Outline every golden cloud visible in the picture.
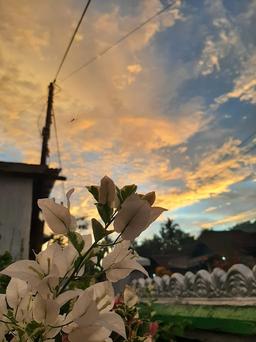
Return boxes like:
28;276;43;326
201;208;256;229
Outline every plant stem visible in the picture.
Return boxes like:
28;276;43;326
57;208;120;294
57;241;97;295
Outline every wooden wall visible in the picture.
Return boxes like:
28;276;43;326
0;175;33;259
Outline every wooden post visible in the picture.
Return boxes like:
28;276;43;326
40;82;54;165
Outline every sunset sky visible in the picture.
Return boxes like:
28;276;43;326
0;0;256;241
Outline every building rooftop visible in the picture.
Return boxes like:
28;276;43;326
0;161;65;179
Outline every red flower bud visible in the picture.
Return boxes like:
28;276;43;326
149;321;159;337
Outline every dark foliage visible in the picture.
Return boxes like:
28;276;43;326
134;218;194;258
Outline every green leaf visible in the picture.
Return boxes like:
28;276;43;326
68;231;84;253
74;255;83;269
92;218;106;242
96;203;113;224
120;184;137;202
86;185;99;202
26;320;44;338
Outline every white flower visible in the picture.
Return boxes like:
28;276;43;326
31;294;65;340
102;240;148;282
5;278;28;309
0;260;44;289
123;285;138;308
0;246;65;298
0;294;6;320
114;193;166;240
38;189;76;234
1;278;33;327
0;293;7;340
99;176;116;208
63;282;126;341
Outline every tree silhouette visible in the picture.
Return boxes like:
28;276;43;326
159;218;194;253
134;218;194;257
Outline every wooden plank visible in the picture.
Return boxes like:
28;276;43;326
0;175;33;259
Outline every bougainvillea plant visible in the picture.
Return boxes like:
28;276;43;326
113;285;159;342
0;176;166;341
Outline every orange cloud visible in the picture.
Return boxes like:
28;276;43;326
156;139;256;211
215;55;256;107
201;209;256;229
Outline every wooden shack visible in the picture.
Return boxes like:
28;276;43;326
0;161;65;260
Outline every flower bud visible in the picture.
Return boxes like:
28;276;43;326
142;192;156;205
99;176;116;208
149;321;159;337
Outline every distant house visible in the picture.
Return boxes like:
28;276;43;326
0;161;65;260
198;230;256;269
152;230;256;274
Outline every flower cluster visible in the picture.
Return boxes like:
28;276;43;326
113;285;159;342
0;176;166;341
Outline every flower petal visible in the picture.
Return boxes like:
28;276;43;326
38;198;72;234
99;176;116;208
99;312;126;339
1;260;43;287
6;278;28;309
102;241;148;282
0;294;7;320
124;285;138;308
114;194;151;240
91;281;114;312
148;206;167;225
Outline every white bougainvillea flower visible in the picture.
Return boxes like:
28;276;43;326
33;294;59;325
32;294;63;340
123;285;138;308
0;294;7;320
2;278;32;325
99;176;116;208
1;261;56;300
5;278;28;309
55;289;83;307
1;260;43;288
2;245;66;298
59;234;96;277
91;281;114;313
38;189;76;234
36;242;64;276
114;193;166;240
63;282;126;341
0;295;8;341
15;292;34;323
102;240;148;282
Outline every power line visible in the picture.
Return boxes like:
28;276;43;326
239;129;256;148
54;0;93;82
61;1;176;82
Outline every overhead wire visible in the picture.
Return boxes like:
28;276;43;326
61;1;176;82
53;0;93;81
238;128;256;148
51;0;256;192
49;0;93;200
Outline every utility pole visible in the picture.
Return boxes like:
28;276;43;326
30;81;55;258
40;82;54;165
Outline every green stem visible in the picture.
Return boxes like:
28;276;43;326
57;241;97;295
57;208;120;295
